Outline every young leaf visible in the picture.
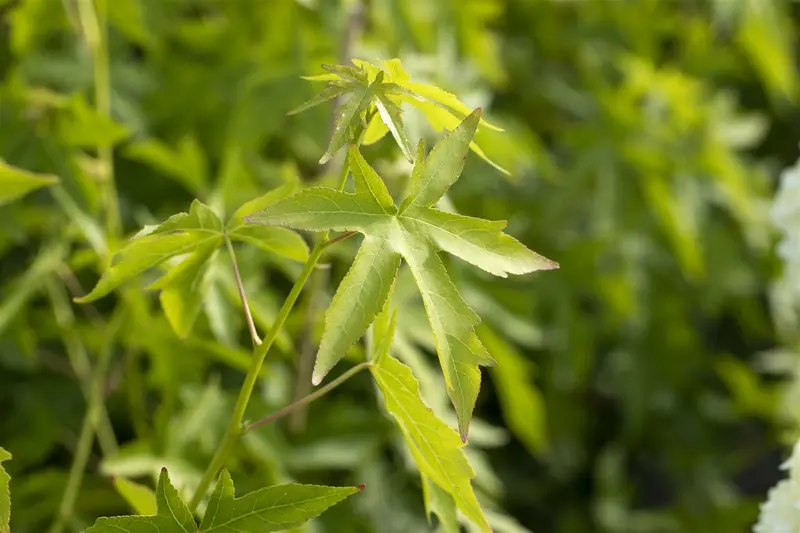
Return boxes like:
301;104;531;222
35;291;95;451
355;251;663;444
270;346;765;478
198;470;361;532
82;468;194;533
370;355;490;532
0;448;11;533
246;110;558;437
298;58;506;171
113;477;158;516
0;160;59;206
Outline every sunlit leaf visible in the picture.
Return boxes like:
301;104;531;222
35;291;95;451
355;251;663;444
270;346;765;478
246;111;556;436
422;475;459;533
198;470;361;532
112;477;158;516
370;354;490;532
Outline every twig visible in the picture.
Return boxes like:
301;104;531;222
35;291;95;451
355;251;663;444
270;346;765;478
247;363;371;432
225;235;262;346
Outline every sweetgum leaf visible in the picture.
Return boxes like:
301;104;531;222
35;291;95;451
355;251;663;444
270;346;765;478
370;355;490;532
245;109;557;438
422;475;459;533
198;470;360;532
0;160;59;206
82;469;194;533
0;448;11;533
113;477;158;516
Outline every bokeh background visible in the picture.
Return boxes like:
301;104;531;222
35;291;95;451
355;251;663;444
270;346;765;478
2;0;800;532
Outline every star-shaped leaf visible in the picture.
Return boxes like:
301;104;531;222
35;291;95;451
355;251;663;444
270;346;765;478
294;58;508;173
81;468;361;533
198;470;361;532
77;192;309;337
245;109;557;439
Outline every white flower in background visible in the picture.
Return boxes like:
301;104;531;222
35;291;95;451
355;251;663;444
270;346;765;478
771;153;800;337
754;440;800;533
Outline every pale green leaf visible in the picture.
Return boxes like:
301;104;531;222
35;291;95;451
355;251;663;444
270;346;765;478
478;325;548;455
372;298;398;365
83;469;194;533
422;475;459;533
0;160;59;206
400;109;481;211
403;208;558;277
362;114;390;145
150;200;223;235
313;236;401;384
322;63;368;84
57;95;129;148
243;188;392;233
0;448;11;533
374;91;414;163
198;470;360;532
227;226;309;262
348;145;397;213
370;355;490;532
113;477;158;516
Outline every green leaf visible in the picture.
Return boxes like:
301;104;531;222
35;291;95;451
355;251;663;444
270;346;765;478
198;470;361;532
312;236;401;384
288;85;349;115
0;160;59;206
113;477;158;516
370;355;490;532
77;202;224;303
227;183;300;231
0;448;11;533
57;95;129;148
374;90;414;162
82;469;195;533
246;110;557;437
422;475;459;533
227;226;309;262
478;325;548;455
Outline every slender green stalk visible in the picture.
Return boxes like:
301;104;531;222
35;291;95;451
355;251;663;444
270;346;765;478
45;277;118;456
48;312;123;533
78;0;120;239
188;242;327;510
225;235;262;346
248;363;371;432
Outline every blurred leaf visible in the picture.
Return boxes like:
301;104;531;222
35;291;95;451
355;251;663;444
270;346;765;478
57;96;129;148
124;136;208;195
422;475;458;533
112;477;157;516
197;470;361;532
0;161;59;206
478;325;548;455
370;354;490;532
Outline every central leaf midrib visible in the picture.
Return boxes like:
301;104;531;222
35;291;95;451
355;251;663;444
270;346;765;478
201;492;345;532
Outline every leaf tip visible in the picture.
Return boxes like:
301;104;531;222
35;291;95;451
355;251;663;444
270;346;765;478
160;466;168;473
460;428;469;443
357;483;366;492
311;373;323;386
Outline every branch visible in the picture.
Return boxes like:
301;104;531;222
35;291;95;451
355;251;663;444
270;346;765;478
225;235;262;346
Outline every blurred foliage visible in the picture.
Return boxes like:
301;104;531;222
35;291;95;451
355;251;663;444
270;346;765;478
2;0;800;532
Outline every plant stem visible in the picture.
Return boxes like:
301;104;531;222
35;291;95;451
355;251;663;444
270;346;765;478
225;235;262;346
78;0;120;239
48;312;122;533
188;242;327;510
248;363;371;432
45;277;118;457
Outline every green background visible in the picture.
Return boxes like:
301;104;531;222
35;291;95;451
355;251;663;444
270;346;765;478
1;0;799;532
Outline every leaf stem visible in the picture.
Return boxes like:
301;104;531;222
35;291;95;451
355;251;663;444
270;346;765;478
48;311;123;533
225;235;262;347
247;362;371;432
